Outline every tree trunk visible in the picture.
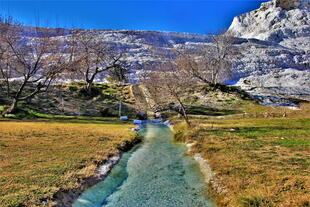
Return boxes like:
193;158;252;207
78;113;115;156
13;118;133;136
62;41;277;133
178;100;191;127
85;72;97;95
180;108;191;127
4;98;18;115
86;81;93;94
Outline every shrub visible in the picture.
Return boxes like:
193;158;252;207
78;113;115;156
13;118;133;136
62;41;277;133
239;196;271;207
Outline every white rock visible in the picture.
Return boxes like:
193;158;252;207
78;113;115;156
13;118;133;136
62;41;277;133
229;0;310;49
18;1;309;107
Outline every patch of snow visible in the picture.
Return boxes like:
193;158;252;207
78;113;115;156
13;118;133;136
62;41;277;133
97;154;120;177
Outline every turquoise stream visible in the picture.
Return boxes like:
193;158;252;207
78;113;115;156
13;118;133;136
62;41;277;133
73;124;214;207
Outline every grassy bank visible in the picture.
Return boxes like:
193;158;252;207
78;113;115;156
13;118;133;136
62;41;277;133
0;117;137;207
175;103;310;207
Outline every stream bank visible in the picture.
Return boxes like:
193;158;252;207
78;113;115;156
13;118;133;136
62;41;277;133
53;136;142;207
73;124;214;207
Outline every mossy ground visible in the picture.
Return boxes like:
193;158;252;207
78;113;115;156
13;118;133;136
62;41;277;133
0;116;136;207
174;103;310;207
0;82;137;118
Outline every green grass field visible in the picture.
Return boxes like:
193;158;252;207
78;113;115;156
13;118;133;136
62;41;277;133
174;103;310;207
0;116;136;207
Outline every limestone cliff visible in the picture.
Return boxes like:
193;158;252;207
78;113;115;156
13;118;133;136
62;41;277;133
229;0;310;50
227;0;310;106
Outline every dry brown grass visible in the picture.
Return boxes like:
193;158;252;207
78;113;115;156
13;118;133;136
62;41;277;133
0;118;136;207
176;103;310;207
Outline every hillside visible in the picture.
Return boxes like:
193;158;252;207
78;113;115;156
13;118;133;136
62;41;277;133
0;82;137;118
2;0;309;108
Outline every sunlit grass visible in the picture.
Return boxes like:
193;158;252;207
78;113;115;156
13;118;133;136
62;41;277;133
0;117;136;207
176;103;310;207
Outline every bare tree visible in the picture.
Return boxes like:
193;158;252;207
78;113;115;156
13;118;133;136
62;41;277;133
177;31;238;86
141;57;193;126
107;64;130;84
0;19;75;115
72;31;125;94
0;17;18;98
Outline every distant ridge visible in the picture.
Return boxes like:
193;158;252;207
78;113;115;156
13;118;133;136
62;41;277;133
7;0;310;106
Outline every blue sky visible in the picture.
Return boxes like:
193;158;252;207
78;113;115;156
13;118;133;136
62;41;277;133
0;0;267;34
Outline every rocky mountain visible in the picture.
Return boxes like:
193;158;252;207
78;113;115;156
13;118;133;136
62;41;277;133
5;0;310;106
228;0;310;106
229;0;309;50
55;29;211;81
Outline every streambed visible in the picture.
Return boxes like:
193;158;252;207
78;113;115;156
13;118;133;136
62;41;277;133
73;124;214;207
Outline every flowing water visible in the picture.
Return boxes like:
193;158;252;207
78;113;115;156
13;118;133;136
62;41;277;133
73;124;214;207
